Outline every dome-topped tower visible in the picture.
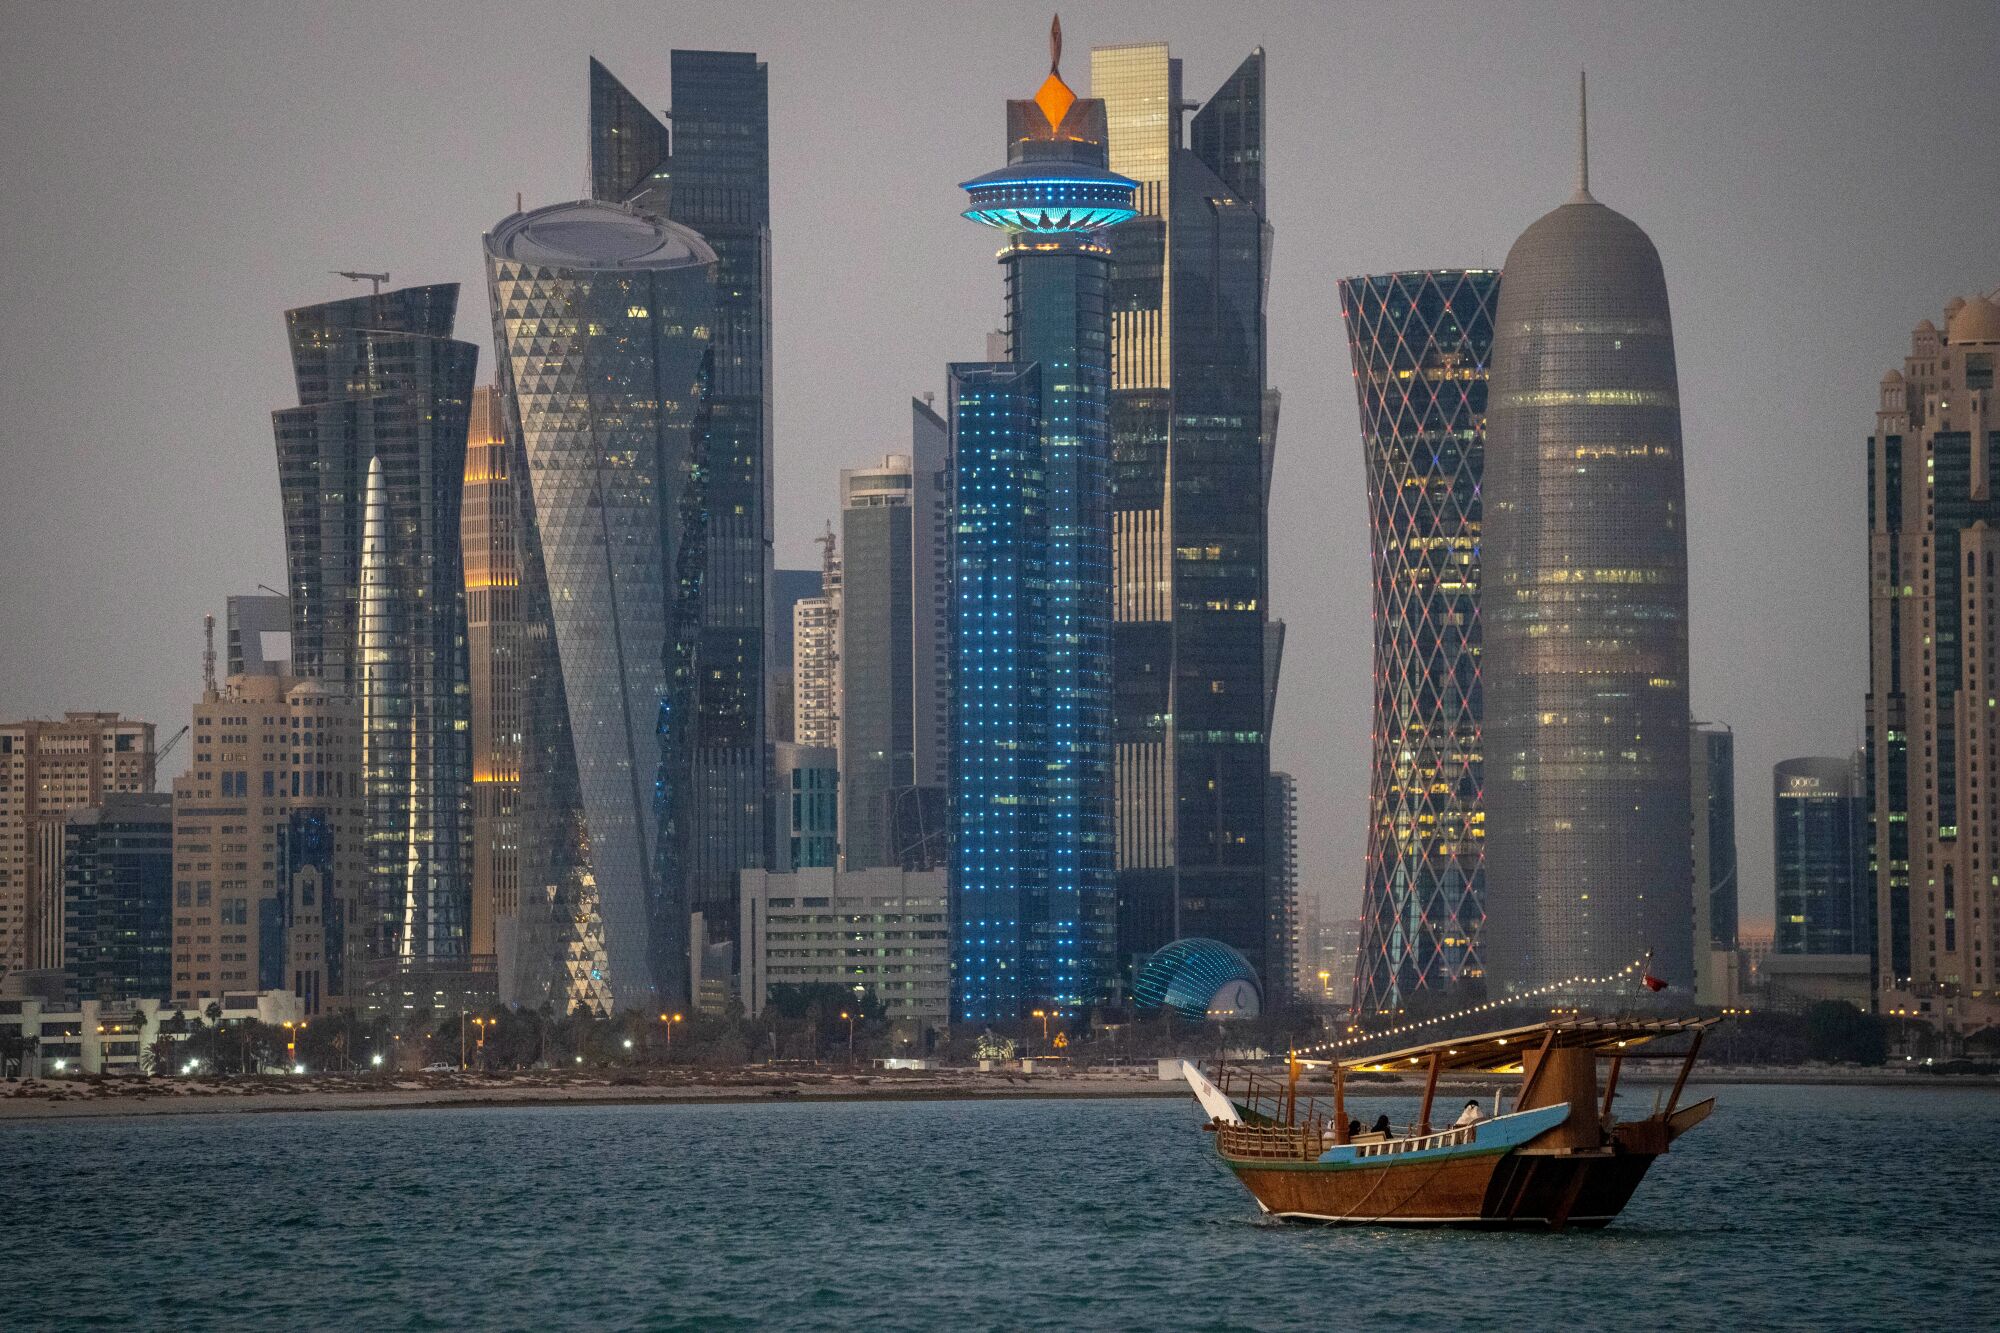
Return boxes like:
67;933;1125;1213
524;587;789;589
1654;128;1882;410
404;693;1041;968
1480;75;1695;996
1946;294;2000;346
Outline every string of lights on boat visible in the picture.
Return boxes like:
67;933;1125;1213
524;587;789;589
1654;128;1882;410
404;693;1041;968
1290;955;1654;1062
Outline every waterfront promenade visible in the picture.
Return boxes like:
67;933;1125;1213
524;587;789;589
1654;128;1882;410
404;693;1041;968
5;1060;1992;1120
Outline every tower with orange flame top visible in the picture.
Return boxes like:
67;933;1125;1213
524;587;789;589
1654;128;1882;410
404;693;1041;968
951;19;1134;1024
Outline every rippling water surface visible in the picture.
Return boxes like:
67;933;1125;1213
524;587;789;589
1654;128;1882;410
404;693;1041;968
6;1083;1994;1330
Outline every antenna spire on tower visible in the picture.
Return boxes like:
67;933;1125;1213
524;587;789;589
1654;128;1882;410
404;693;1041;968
1575;70;1592;201
202;612;218;700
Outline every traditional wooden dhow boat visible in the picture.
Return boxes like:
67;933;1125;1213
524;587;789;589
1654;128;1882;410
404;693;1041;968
1183;1017;1721;1228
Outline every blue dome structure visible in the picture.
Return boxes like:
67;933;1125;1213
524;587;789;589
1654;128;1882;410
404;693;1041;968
1132;939;1262;1021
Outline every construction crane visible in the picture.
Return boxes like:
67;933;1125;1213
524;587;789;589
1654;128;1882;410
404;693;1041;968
145;725;190;792
331;270;391;295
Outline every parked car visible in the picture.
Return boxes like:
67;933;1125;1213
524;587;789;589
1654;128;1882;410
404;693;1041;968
421;1063;455;1073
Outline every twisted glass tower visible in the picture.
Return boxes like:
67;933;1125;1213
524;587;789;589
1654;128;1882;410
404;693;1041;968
1482;82;1694;994
484;201;717;1012
951;24;1134;1022
273;285;478;993
1339;269;1498;1012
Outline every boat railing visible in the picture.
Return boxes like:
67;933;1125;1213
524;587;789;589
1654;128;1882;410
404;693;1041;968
1216;1118;1478;1164
1214;1121;1327;1161
1346;1123;1476;1160
1208;1064;1339;1129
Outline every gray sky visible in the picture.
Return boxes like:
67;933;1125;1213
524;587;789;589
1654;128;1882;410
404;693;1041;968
2;0;1995;935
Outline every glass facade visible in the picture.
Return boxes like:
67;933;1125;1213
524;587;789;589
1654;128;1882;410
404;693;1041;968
462;387;520;975
773;743;838;872
839;456;916;870
1130;937;1261;1021
1091;45;1276;990
1696;723;1739;951
590;53;774;962
1481;179;1695;994
272;285;478;991
948;362;1049;1023
951;47;1130;1022
225;594;290;678
61;794;173;1004
484;201;718;1013
1774;756;1866;956
1339;270;1496;1013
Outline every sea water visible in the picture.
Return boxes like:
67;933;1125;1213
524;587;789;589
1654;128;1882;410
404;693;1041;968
3;1083;1993;1330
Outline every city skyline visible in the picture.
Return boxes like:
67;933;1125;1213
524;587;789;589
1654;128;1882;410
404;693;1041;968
4;1;1996;936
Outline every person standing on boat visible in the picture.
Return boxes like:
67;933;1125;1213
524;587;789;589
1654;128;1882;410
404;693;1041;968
1454;1099;1485;1127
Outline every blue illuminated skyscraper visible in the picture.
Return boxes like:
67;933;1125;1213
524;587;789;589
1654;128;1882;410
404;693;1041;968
951;21;1135;1023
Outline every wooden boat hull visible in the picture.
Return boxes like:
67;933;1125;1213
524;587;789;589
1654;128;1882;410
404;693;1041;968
1189;1020;1721;1229
1225;1146;1659;1228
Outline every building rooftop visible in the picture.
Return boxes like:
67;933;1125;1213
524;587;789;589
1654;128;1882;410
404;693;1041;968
486;200;717;271
1946;294;2000;346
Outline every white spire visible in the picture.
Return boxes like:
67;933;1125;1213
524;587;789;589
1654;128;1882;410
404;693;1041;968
1573;70;1593;202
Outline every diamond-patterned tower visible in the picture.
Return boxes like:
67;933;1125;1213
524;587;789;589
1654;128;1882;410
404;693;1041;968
483;201;718;1012
1338;270;1499;1012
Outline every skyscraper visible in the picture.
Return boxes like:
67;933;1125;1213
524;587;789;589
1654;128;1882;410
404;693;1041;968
1266;771;1299;1001
909;397;953;803
484;198;717;1013
226;594;291;678
1338;269;1498;1012
273;284;478;997
1691;722;1739;1004
0;713;155;980
588;55;775;952
1774;756;1866;956
1865;290;2000;1025
951;24;1133;1022
948;361;1051;1022
769;565;824;744
462;386;521;976
61;793;173;1004
1481;81;1695;994
1090;42;1277;987
793;531;841;752
839;453;917;870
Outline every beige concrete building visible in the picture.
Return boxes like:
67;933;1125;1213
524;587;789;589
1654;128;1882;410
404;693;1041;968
1867;290;2000;1031
739;866;948;1040
171;676;363;1014
461;384;520;972
793;529;841;752
0;713;155;980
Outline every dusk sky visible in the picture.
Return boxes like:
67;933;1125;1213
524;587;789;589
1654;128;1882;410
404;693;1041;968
3;0;1995;931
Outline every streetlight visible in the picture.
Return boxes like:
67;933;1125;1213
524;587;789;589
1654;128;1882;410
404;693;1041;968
840;1011;856;1065
1031;1009;1051;1052
371;1053;384;1069
471;1017;491;1068
283;1020;306;1073
659;1012;682;1061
